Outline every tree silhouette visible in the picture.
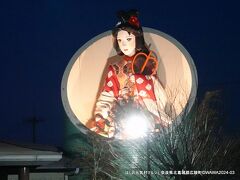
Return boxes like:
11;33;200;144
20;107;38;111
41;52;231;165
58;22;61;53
67;91;240;179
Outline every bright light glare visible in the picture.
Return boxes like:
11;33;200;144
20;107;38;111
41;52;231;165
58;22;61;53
123;114;149;139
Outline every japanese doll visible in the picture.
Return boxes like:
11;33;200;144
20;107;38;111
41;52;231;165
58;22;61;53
89;10;171;138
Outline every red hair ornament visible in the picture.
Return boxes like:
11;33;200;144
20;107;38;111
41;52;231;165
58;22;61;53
128;16;140;28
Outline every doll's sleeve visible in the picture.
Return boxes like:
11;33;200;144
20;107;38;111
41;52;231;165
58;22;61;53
92;65;120;136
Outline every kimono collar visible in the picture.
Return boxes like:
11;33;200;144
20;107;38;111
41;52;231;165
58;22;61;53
123;54;136;62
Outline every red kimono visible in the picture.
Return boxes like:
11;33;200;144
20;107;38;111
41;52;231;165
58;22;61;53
91;54;170;138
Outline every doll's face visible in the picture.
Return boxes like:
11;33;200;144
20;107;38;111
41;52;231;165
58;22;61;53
117;30;136;56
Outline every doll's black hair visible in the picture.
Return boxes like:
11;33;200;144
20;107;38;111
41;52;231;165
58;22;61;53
112;10;149;56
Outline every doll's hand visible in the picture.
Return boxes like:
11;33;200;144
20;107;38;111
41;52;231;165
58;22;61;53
119;87;131;100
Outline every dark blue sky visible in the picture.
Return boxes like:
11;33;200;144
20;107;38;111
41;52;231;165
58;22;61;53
0;0;239;147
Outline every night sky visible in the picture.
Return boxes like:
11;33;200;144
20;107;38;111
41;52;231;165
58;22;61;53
0;0;239;148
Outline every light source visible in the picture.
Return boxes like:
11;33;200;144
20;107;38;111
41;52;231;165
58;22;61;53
121;113;152;139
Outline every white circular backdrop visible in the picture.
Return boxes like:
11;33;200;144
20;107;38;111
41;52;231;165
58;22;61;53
61;27;198;135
